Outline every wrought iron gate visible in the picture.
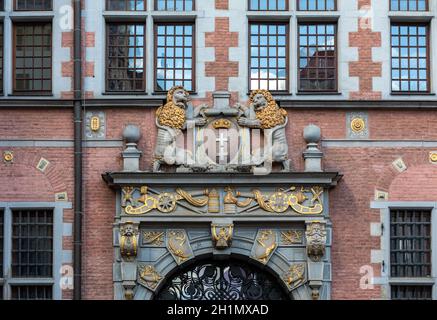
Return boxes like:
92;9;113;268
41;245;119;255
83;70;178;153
155;260;290;300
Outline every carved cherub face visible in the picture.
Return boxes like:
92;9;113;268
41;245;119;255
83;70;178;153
172;88;189;108
252;93;268;111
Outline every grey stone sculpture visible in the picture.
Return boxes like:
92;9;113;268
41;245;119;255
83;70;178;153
153;86;206;172
237;90;291;171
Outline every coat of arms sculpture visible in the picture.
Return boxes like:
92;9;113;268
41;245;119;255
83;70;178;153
153;87;291;173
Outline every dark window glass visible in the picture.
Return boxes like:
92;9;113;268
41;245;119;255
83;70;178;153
14;23;52;94
391;24;429;93
390;0;427;11
298;0;336;10
391;285;432;300
106;23;146;92
11;285;52;300
156;0;194;10
15;0;52;10
0;286;3;300
155;23;194;92
390;209;431;277
107;0;145;10
0;24;3;93
0;0;4;11
12;209;53;278
249;23;288;92
298;23;337;92
0;210;3;278
249;0;287;11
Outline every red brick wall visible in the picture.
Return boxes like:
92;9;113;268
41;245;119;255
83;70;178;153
349;0;382;100
2;107;437;300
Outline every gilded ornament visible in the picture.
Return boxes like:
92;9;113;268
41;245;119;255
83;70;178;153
167;230;193;264
213;119;232;129
280;230;304;245
119;222;139;261
282;263;306;291
251;187;324;215
90;116;100;132
124;187;209;215
350;117;365;133
268;192;289;213
211;224;233;250
430;152;437;163
249;90;287;130
253;230;277;264
142;231;165;246
207;188;220;213
138;265;162;290
157;193;177;213
3;151;14;163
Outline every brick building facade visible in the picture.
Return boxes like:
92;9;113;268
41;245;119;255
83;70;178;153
0;0;436;300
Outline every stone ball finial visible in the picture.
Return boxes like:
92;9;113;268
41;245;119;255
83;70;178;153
303;124;321;144
123;125;141;144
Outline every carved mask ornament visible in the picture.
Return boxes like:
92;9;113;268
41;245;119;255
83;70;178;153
305;222;327;262
119;222;139;261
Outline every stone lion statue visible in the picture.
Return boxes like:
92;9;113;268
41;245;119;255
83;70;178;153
238;90;290;171
153;86;206;172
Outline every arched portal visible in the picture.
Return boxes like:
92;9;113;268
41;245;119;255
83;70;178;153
155;259;291;300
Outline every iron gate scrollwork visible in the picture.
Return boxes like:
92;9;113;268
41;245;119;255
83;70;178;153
155;261;290;300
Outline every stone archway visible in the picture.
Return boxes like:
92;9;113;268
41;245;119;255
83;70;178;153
154;258;291;300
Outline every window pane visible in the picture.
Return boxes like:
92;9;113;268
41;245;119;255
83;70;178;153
107;0;145;10
14;23;52;94
106;23;146;92
391;285;432;300
391;24;429;93
15;0;52;10
155;23;194;91
390;0;427;11
249;0;287;10
0;0;3;11
156;0;194;11
11;209;53;278
390;209;431;278
249;23;288;92
298;23;337;92
298;0;336;10
11;285;53;300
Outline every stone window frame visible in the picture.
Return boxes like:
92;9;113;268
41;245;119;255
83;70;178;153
297;0;336;11
390;0;428;11
390;22;431;94
102;1;197;95
372;201;437;300
248;0;288;11
154;21;196;93
154;0;195;11
13;0;52;11
0;202;70;300
106;0;147;11
248;21;290;93
105;21;147;93
297;21;338;93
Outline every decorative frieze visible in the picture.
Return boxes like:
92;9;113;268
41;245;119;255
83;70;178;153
120;185;324;216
